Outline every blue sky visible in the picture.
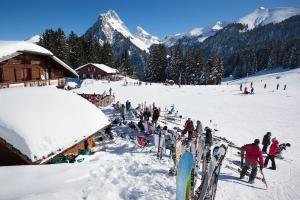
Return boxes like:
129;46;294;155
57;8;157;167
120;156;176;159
0;0;299;40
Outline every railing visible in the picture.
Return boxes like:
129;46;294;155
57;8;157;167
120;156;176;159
0;78;66;89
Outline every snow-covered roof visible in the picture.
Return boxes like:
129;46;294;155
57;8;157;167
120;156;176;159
76;63;118;74
0;87;110;163
0;41;78;77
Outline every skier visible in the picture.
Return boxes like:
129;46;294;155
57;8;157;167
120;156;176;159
137;118;145;132
143;107;151;121
240;83;243;91
276;83;279;90
152;107;160;127
240;139;264;183
264;83;266;89
183;118;194;140
250;87;254;94
277;143;291;158
204;127;213;147
264;138;279;170
251;82;253;88
126;100;131;111
244;87;249;94
284;84;287;90
195;120;203;135
121;104;125;121
109;88;112;96
262;132;272;154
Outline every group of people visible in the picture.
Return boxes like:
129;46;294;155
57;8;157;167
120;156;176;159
240;83;254;95
240;132;291;183
182;118;213;148
240;82;288;94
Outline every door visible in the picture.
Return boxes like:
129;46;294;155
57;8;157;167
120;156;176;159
22;68;31;81
0;68;3;83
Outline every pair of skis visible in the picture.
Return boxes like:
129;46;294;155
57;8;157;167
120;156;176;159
241;151;268;189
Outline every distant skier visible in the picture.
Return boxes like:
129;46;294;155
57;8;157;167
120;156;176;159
240;139;264;183
250;87;254;94
262;132;272;154
264;83;266;89
244;87;249;94
109;88;112;96
264;138;279;170
240;83;243;91
251;82;253;88
276;83;279;90
284;84;287;90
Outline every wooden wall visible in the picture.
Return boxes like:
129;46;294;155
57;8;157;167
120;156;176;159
0;53;74;83
0;138;31;166
62;135;95;156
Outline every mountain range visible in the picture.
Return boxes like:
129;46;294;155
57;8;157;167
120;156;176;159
28;7;300;75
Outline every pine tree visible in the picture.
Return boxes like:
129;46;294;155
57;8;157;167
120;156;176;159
100;42;115;67
166;45;184;83
120;50;133;75
206;54;224;84
145;44;168;82
39;28;69;64
67;31;82;69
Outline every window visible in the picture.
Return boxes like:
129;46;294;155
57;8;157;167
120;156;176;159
83;74;86;79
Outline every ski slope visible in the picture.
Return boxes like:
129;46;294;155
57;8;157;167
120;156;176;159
1;68;300;200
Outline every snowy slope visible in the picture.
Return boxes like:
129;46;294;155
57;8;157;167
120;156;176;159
1;68;300;199
238;7;300;30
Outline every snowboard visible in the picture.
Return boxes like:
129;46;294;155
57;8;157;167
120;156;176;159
176;152;194;200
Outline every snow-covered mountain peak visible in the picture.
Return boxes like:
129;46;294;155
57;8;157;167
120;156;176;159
238;7;300;30
26;35;40;43
100;9;121;21
135;26;159;47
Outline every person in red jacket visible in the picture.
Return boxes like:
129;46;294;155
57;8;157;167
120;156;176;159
240;139;264;183
183;118;194;140
264;137;279;170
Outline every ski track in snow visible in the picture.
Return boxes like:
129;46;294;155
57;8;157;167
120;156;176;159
0;68;300;200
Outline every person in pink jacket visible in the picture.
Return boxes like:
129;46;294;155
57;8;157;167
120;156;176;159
264;137;279;170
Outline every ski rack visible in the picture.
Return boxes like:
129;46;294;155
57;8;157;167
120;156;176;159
193;144;228;200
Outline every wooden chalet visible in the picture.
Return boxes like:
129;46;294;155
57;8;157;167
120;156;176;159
76;63;118;80
0;41;78;89
0;87;110;166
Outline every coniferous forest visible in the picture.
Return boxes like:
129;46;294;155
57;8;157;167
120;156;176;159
38;15;300;84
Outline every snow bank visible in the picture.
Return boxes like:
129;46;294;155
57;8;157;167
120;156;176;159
0;87;110;162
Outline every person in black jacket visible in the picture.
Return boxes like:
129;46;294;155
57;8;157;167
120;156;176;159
204;127;213;147
152;107;160;126
262;132;272;154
